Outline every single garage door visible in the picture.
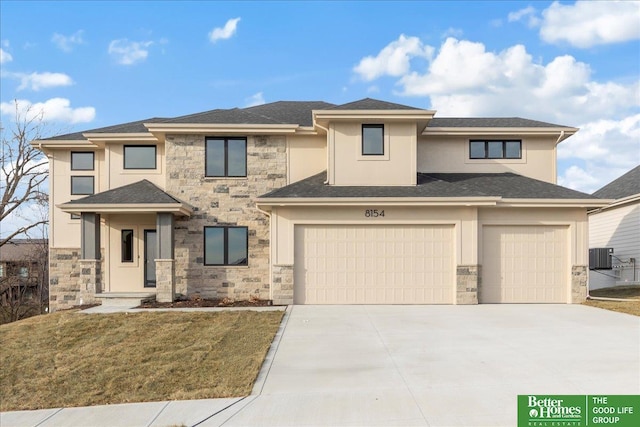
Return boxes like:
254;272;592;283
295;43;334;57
294;224;455;304
481;225;568;303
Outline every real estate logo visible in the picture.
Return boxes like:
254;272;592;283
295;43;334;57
518;395;640;427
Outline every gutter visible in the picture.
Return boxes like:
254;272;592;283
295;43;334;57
313;121;330;184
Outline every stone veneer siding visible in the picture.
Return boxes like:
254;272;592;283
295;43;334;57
49;248;104;312
272;264;294;305
456;265;479;304
155;259;175;302
571;265;588;303
165;134;286;301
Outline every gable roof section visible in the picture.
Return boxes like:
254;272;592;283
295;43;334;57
427;117;567;128
593;165;640;200
0;239;48;262
64;180;180;205
329;98;423;110
258;172;600;202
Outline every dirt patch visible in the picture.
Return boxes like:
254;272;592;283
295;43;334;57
583;285;640;317
138;295;272;309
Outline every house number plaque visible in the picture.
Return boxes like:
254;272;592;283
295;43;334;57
364;209;385;218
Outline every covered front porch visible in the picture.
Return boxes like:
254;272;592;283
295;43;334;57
58;180;192;305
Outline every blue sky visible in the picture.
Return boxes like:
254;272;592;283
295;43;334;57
1;1;639;197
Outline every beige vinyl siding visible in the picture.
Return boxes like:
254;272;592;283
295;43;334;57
294;224;455;304
481;225;568;303
588;203;640;289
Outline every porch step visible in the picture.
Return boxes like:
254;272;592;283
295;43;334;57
96;292;156;308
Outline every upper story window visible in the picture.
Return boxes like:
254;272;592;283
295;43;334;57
362;124;384;155
71;176;94;195
124;145;156;169
205;137;247;177
204;226;248;266
71;152;94;170
19;266;28;278
470;140;521;159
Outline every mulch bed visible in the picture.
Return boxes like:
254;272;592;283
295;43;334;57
138;297;272;309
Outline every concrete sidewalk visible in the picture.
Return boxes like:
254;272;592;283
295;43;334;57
2;305;639;427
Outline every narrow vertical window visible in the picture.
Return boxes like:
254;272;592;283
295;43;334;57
121;229;134;262
362;124;384;155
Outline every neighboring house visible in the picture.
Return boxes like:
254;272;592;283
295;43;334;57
0;239;48;304
32;98;607;311
588;165;640;290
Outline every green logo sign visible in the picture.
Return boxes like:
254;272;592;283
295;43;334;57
518;395;640;427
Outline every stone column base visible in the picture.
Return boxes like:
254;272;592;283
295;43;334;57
272;264;294;305
457;265;480;304
572;265;588;303
155;259;175;303
79;259;101;305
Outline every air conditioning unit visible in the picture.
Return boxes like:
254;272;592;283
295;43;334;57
589;247;613;270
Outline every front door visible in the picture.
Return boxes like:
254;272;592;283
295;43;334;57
144;230;157;287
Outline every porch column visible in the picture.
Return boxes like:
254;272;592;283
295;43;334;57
80;212;101;300
155;213;175;302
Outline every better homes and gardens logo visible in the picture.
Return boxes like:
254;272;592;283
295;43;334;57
518;395;640;427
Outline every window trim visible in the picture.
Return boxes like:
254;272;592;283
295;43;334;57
469;140;522;159
361;124;385;156
71;151;95;171
121;229;134;263
205;137;248;177
70;176;95;195
123;145;157;170
203;226;249;266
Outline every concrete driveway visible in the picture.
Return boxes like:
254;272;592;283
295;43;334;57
216;304;640;427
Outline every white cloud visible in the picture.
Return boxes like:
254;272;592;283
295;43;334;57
244;92;265;107
442;27;463;38
5;71;74;91
52;30;85;52
108;39;153;65
0;47;12;63
0;98;95;124
508;6;541;28
209;17;241;43
540;1;640;48
353;34;434;81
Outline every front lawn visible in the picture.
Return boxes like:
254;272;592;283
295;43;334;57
0;309;283;411
583;286;640;317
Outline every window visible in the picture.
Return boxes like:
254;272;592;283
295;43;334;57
469;140;521;159
205;138;247;177
121;229;134;262
0;264;4;278
71;152;94;170
362;124;384;155
124;145;156;169
71;176;94;195
70;213;81;220
204;226;248;266
19;267;28;278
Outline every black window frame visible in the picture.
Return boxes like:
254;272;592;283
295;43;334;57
204;226;249;266
123;145;157;170
361;124;384;156
70;213;81;220
469;140;522;159
71;151;95;171
121;229;134;263
205;137;247;177
70;176;95;195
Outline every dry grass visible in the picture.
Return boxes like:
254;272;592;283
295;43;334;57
0;309;283;411
583;286;640;317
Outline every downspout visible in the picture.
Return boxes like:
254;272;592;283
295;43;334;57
314;122;330;184
255;205;274;304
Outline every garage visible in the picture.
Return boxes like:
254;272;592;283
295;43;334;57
481;225;568;303
294;224;455;304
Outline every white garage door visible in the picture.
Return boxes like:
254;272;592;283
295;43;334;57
481;225;568;303
294;224;455;304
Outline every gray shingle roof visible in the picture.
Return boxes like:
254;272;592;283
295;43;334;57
44;118;167;141
428;117;567;128
329;98;423;110
593;165;640;199
64;180;181;205
0;239;48;262
260;172;597;200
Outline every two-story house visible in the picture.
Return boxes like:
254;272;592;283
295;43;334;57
33;98;607;311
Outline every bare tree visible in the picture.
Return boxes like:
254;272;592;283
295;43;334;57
1;100;49;247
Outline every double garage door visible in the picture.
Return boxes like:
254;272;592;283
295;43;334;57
293;224;568;304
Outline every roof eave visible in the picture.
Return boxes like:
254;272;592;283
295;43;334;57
422;127;579;138
256;197;501;207
588;194;640;214
82;133;158;143
498;198;610;208
31;139;100;150
57;203;193;216
144;123;301;136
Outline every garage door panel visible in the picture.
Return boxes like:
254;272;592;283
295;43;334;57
481;225;568;304
294;224;455;304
